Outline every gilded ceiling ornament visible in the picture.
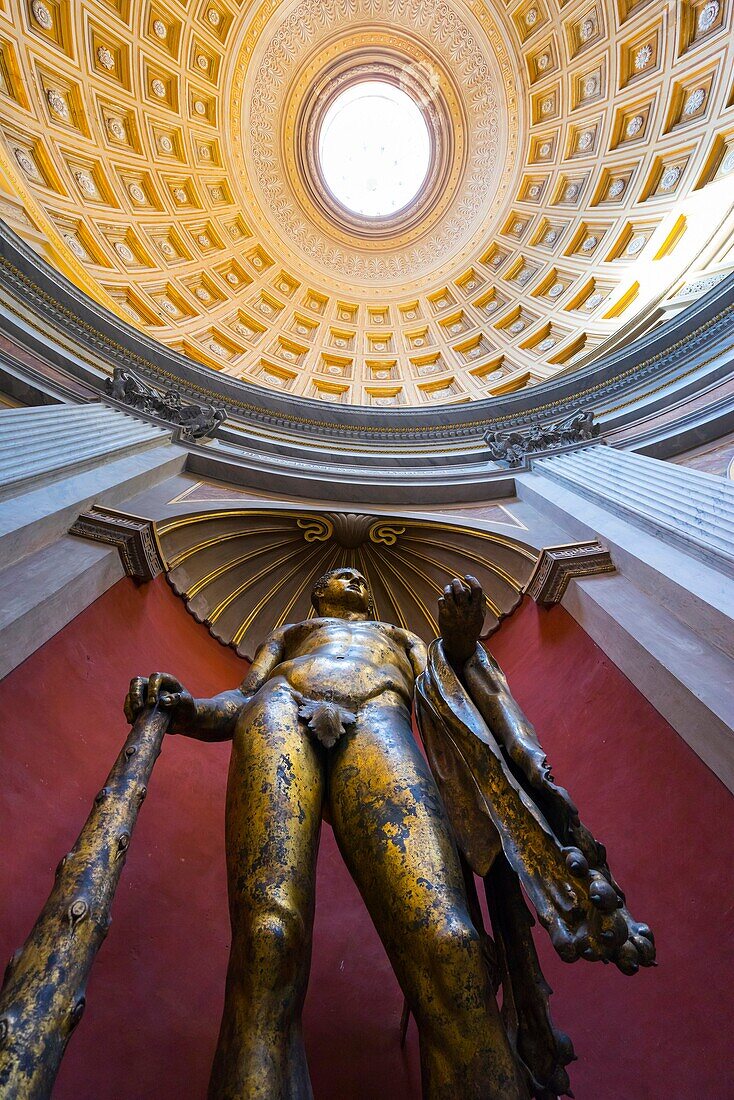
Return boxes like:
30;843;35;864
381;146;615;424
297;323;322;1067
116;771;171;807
151;79;167;98
634;44;652;70
128;183;146;203
536;53;549;70
96;46;115;70
115;241;134;263
626;114;644;137
13;147;38;178
226;272;239;285
46;89;69;119
153;19;167;38
107;116;126;140
195;286;212;302
63;233;87;259
75;171;97;197
698;1;719;31
207;8;221;25
660;166;682;191
684;88;706;115
30;0;52;29
194;100;207;115
158;135;173;152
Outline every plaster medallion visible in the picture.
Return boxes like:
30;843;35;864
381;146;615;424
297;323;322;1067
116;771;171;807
128;183;146;203
196;287;212;302
721;149;734;174
159;135;173;153
405;310;416;319
64;234;87;260
516;268;532;285
449;323;461;334
160;241;175;257
466;279;477;290
543;228;558;245
115;241;134;263
581;235;598;252
698;1;719;31
537;54;550;71
328;365;342;374
197;56;209;71
564;183;580;201
525;8;538;27
586;292;604;308
539;142;552;157
414;337;425;346
608;178;626;198
13;147;37;177
634;45;652;70
31;1;52;29
252;256;263;268
627;234;645;255
684;88;706;116
577;131;593;151
548;281;564;298
107;117;126;140
210;341;227;356
46;89;69;118
282;349;296;361
626;114;644;138
153;19;167;39
537;337;555;352
194;100;207;115
96;47;115;71
296;324;309;334
173;187;187;203
579;18;595;41
198;233;212;247
236;324;253;337
199;145;211;159
207;9;221;25
161;298;178;316
509;320;525;334
583;75;599;97
152;79;167;98
660;166;682;191
541;98;554;115
260;302;273;314
75;171;97;197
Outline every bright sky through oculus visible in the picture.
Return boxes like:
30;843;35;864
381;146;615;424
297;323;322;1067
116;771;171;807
318;81;431;218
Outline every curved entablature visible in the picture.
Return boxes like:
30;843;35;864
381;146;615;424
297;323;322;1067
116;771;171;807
156;506;540;658
1;222;732;453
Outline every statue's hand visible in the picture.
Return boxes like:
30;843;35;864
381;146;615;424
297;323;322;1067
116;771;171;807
124;673;197;733
439;575;486;668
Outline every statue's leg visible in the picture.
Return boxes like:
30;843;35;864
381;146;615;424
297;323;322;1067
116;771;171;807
328;700;527;1100
209;681;324;1100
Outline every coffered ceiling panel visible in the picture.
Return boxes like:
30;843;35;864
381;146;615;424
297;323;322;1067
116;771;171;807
0;0;733;405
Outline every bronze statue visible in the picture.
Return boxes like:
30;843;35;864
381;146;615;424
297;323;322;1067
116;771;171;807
124;568;654;1100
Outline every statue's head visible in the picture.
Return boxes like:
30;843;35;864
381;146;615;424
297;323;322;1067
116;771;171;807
311;567;374;620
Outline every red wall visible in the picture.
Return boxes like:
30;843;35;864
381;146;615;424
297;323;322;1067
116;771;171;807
1;578;732;1099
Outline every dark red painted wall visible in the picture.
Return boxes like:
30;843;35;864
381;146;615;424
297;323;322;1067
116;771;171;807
1;578;732;1099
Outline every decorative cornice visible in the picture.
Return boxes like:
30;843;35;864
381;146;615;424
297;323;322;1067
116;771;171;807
69;507;165;582
525;541;615;606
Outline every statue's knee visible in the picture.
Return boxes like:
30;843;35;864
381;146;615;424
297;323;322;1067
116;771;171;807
244;902;307;983
425;916;486;1016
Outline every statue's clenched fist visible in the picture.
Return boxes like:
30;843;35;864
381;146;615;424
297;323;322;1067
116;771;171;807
438;575;486;668
124;672;196;732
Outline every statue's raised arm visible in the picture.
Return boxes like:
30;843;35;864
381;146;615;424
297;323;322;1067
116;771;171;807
415;575;655;1096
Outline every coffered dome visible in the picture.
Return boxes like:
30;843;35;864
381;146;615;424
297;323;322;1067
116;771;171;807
1;0;733;406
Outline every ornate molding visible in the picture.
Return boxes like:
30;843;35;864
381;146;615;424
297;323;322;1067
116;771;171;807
104;367;226;440
485;409;601;468
69;507;165;582
524;541;615;606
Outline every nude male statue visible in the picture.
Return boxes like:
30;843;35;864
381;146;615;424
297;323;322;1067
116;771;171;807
125;568;528;1100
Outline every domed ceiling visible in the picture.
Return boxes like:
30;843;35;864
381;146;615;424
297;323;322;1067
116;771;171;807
0;0;733;406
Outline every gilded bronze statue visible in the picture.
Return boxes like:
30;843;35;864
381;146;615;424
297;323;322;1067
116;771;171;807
121;567;655;1100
